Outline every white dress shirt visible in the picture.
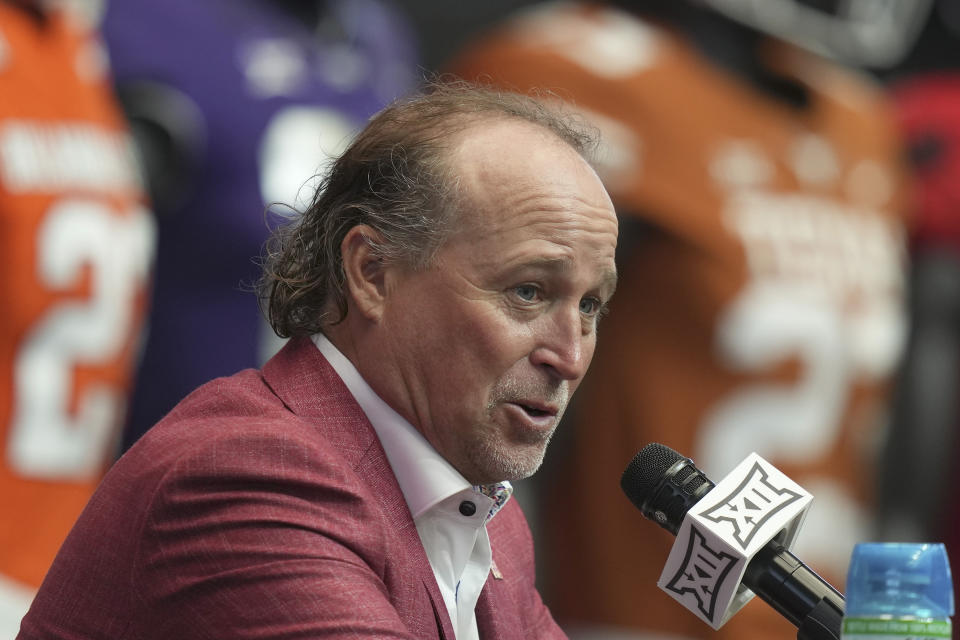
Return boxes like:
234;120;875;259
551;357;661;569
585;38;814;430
313;334;512;640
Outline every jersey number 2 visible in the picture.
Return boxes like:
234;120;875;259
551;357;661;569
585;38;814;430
8;198;154;480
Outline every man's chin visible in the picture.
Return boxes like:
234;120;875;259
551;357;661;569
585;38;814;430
467;442;550;484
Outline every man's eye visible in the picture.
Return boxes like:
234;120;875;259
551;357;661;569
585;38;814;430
514;285;539;301
579;297;601;315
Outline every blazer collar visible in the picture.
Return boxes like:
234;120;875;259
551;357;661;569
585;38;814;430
262;336;363;420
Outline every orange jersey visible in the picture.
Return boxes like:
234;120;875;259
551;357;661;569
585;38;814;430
0;2;154;602
452;4;909;639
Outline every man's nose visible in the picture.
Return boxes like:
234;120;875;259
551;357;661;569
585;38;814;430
530;306;591;381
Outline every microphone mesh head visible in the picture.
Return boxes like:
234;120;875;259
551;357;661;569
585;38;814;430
620;443;684;511
620;442;715;534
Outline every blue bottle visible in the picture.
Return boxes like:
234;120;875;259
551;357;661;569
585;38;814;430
842;543;953;640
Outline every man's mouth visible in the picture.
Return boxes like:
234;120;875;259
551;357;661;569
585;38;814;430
502;399;564;440
515;402;555;418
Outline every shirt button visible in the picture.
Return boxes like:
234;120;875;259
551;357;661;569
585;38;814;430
459;500;477;516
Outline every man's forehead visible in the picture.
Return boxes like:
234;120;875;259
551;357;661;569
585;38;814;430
452;122;598;208
446;116;617;266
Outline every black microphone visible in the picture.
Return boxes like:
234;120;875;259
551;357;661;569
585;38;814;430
621;443;845;640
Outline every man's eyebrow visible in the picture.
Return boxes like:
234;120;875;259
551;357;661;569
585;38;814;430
517;256;573;271
599;269;618;299
514;256;618;297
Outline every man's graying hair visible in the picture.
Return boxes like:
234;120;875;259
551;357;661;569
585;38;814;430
259;79;600;338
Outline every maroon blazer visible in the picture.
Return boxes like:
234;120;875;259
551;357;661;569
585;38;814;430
18;337;566;639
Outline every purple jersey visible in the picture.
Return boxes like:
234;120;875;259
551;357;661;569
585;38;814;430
101;0;417;448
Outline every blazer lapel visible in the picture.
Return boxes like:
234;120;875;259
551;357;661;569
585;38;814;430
425;576;455;640
476;581;516;640
262;336;456;640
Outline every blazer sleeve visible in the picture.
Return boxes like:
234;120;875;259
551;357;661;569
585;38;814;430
134;423;423;639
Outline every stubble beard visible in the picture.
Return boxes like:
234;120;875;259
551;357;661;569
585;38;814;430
462;377;569;484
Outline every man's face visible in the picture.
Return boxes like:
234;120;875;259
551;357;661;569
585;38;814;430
375;119;618;485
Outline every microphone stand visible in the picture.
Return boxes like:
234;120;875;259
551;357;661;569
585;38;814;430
743;543;844;640
796;598;844;640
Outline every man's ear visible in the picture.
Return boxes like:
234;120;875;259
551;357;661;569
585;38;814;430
341;224;388;322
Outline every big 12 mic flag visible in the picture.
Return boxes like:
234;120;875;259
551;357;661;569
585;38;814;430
658;452;812;628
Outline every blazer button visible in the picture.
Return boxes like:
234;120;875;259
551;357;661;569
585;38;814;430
459;500;477;516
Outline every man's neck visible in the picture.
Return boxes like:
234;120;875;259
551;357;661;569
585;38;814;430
319;324;359;374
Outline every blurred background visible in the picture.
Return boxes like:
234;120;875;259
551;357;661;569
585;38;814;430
3;1;960;638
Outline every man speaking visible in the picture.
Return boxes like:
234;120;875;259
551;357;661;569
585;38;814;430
16;81;619;639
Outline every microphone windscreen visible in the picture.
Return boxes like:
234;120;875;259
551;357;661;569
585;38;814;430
620;442;684;511
620;442;714;533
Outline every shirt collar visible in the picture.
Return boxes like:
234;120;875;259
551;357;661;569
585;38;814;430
313;333;510;519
